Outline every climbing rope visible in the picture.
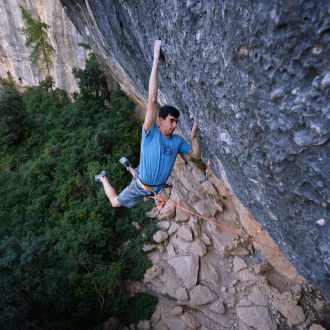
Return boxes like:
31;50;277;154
147;188;281;255
165;199;280;254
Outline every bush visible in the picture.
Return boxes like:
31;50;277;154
125;293;158;324
0;57;157;329
0;83;30;145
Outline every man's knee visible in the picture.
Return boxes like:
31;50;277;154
110;196;122;208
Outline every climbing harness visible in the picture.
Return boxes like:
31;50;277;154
137;177;167;210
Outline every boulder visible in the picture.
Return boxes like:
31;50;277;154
169;183;186;202
233;256;248;273
144;265;162;282
158;221;171;230
198;257;221;290
158;202;176;221
193;199;218;218
200;232;212;246
166;243;177;258
175;200;191;223
177;224;193;241
236;306;276;330
201;181;218;196
209;299;226;314
273;299;306;325
146;206;160;219
309;324;326;330
180;312;200;330
168;222;180;236
167;255;199;289
237;269;257;282
189;285;217;306
163;316;187;330
153;230;169;243
175;287;189;301
137;320;150;330
248;287;268;306
189;221;201;237
189;239;207;257
142;243;157;252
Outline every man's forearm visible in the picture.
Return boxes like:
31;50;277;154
190;136;201;159
144;40;161;132
148;57;159;103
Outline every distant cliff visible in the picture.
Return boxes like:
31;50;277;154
0;0;86;93
60;0;330;300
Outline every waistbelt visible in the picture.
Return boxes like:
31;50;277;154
136;177;167;208
137;177;166;190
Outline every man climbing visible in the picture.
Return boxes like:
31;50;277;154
95;40;201;208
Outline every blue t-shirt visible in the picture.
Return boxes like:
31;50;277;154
139;123;191;191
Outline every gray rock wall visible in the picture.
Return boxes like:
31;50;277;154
60;0;330;300
0;0;86;93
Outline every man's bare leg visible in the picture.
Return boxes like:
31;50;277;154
99;176;122;207
119;157;136;178
128;166;136;177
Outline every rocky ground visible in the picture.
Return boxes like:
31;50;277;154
115;157;329;330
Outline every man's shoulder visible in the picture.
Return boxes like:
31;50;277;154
143;122;158;135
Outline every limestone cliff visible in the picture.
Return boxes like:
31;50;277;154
0;0;86;93
60;0;330;300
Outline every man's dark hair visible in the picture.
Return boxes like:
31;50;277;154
158;105;180;119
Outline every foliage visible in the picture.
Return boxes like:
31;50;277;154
72;51;108;101
78;42;92;50
125;293;158;324
20;6;55;75
0;80;31;146
0;54;157;329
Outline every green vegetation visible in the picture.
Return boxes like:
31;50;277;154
20;6;55;76
0;52;157;329
126;293;159;324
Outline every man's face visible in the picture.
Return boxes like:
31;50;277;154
159;115;179;136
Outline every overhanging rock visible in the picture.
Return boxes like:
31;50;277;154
61;0;330;300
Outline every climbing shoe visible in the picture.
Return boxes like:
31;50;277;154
95;170;108;182
119;157;132;171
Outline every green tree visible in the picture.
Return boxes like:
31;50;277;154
0;82;30;146
20;6;55;76
72;51;108;101
0;54;157;329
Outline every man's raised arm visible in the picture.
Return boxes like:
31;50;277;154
144;40;161;133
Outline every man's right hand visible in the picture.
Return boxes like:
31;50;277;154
153;40;161;62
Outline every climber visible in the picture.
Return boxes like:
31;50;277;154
95;40;201;208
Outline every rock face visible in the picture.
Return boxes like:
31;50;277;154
60;0;330;300
0;0;86;93
140;158;328;329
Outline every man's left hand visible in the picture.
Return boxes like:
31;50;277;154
191;121;199;139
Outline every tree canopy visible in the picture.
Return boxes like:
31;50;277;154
0;53;157;329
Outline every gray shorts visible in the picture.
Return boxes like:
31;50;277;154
117;176;154;208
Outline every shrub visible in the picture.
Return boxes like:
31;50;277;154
0;57;156;329
0;84;30;145
125;292;158;324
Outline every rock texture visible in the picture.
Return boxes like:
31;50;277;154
0;0;86;93
126;157;329;330
60;0;330;300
